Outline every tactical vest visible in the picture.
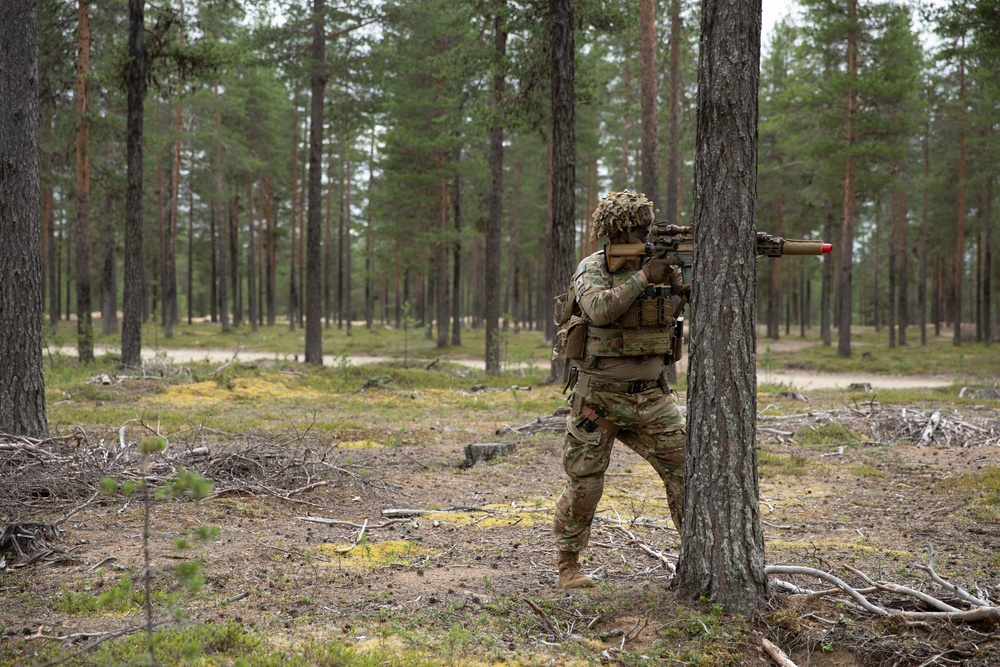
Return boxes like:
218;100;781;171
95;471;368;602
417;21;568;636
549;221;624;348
583;285;677;359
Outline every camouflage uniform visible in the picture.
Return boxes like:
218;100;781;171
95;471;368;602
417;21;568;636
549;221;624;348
553;250;687;554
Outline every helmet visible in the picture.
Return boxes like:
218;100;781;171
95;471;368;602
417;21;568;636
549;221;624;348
591;190;654;240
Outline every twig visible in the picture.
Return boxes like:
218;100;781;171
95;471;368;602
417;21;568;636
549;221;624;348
523;597;565;640
284;480;329;498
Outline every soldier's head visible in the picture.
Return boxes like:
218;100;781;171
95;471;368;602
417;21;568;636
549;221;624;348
591;190;654;244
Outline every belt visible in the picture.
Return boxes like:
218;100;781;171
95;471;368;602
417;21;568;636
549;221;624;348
582;375;658;394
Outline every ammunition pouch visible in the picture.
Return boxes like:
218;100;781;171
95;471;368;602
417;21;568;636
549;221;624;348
584;325;674;358
619;286;675;328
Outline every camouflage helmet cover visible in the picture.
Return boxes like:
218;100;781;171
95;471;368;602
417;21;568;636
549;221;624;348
591;190;654;240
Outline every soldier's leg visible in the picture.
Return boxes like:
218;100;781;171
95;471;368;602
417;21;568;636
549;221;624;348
553;423;615;553
619;390;686;532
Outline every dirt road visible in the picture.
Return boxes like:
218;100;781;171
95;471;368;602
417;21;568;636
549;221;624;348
54;343;954;390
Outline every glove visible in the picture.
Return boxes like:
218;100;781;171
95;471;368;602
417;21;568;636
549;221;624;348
644;257;670;284
675;284;691;299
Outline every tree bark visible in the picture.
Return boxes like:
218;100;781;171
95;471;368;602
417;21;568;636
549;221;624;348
451;145;463;346
436;159;450;348
984;175;993;343
75;0;93;363
305;0;327;366
897;164;908;346
247;175;258;332
290;101;300;332
821;202;834;346
48;170;59;328
121;0;145;369
485;1;506;374
102;186;118;335
676;0;766;615
0;0;48;438
836;0;858;358
547;0;576;381
954;52;966;346
214;82;230;333
665;0;682;225
919;99;930;346
639;0;658;211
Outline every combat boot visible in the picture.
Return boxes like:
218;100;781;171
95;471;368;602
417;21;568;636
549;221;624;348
557;551;595;588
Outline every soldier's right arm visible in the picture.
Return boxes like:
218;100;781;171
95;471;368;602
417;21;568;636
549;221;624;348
575;259;647;326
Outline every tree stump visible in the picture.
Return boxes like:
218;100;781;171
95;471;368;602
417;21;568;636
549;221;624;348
461;442;515;468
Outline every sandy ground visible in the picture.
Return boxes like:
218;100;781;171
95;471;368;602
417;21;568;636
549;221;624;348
52;340;955;391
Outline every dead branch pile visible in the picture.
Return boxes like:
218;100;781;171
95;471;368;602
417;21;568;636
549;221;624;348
764;548;1000;666
0;429;389;521
758;405;1000;448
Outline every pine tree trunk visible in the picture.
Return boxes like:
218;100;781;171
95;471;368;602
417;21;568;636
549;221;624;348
365;132;375;330
121;0;145;369
665;0;682;225
897;165;908;346
451;145;463;345
436;166;450;348
767;198;783;340
266;177;276;326
547;0;576;381
325;145;334;329
984;175;993;343
821;203;834;346
218;202;230;332
230;195;241;327
954;55;966;346
676;0;765;615
0;0;48;438
101;189;118;335
304;0;326;363
247;176;258;333
836;0;858;358
48;173;59;328
485;2;506;374
210;205;218;323
338;154;345;330
187;180;194;324
920;106;930;346
639;0;658;211
345;158;353;336
290;102;300;332
75;0;94;362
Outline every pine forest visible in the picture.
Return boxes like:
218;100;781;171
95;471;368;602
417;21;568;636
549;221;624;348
33;0;1000;365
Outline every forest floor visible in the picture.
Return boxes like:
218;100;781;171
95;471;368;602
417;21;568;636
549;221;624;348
3;328;1000;666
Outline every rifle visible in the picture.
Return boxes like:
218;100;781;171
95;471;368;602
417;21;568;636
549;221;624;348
605;222;833;281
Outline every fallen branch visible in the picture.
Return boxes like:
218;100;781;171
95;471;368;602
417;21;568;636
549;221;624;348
760;636;800;667
297;516;411;529
616;526;676;574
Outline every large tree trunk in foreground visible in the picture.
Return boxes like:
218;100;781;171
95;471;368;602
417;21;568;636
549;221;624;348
0;0;49;438
676;0;766;616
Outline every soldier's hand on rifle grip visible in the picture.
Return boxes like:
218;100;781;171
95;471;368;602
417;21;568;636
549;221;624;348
643;257;670;284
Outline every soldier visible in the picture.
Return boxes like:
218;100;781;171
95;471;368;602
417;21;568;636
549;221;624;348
553;190;689;589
